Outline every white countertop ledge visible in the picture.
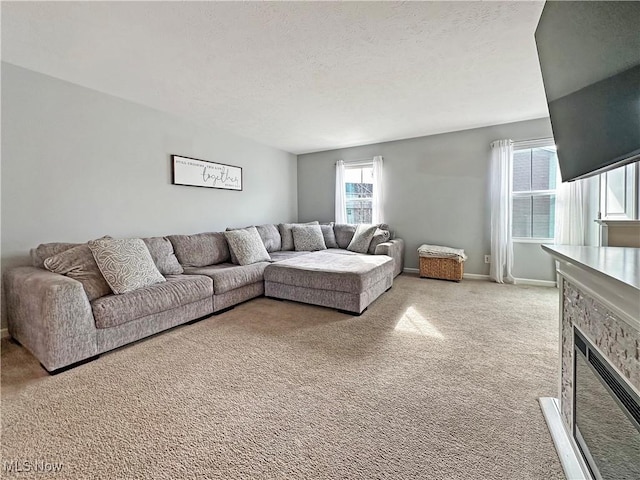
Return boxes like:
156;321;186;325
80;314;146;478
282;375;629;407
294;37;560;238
542;245;640;292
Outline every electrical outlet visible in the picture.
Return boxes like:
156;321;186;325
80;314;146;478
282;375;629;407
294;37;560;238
484;255;491;264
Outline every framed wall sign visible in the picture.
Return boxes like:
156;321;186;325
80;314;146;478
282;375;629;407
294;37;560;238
171;155;243;191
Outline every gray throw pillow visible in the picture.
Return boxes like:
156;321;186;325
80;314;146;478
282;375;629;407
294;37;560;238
367;228;391;254
292;225;327;251
278;221;319;251
88;238;166;295
44;243;113;301
142;237;184;275
320;223;339;249
224;227;271;265
347;224;378;254
31;242;80;268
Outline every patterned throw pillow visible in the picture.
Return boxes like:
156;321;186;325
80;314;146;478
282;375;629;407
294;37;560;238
347;224;378;254
292;225;327;251
320;224;339;249
224;227;271;266
44;243;112;301
367;228;391;254
88;238;166;295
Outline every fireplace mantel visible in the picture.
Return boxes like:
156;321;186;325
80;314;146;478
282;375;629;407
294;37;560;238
540;245;640;479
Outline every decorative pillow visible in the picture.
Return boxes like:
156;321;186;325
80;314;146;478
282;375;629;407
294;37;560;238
223;227;271;266
320;223;339;249
44;243;112;301
367;228;392;254
168;232;230;267
31;242;80;268
333;224;358;249
142;237;184;275
347;224;378;254
88;238;166;295
292;225;327;251
278;221;319;251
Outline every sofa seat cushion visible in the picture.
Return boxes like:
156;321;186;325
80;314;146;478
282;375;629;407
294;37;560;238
183;262;269;294
264;251;393;295
91;275;213;329
268;251;312;262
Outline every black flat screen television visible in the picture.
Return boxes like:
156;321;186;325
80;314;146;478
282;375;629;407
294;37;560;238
535;1;640;182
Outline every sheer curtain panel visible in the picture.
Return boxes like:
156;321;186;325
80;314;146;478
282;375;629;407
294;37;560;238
335;160;347;223
489;140;515;284
555;178;586;245
372;156;384;224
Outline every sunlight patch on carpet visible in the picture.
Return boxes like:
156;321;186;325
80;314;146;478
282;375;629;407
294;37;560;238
395;305;444;338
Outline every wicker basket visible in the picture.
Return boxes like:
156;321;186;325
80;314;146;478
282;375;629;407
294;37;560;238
419;256;464;282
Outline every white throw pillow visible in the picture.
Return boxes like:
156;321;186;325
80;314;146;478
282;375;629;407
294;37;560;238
346;224;378;254
292;225;327;251
224;227;271;265
88;238;166;294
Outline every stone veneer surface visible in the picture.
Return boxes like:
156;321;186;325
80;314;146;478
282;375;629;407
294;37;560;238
560;279;640;430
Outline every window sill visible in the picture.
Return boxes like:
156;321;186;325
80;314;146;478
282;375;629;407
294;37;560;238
513;238;554;244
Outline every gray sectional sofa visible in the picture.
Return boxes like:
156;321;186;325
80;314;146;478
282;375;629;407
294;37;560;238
4;223;404;373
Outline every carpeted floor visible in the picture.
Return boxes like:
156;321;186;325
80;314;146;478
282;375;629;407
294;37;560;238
1;274;564;479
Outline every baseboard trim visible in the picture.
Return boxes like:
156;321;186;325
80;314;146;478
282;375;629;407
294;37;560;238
403;268;490;281
515;278;557;287
1;328;9;339
463;273;490;280
539;397;590;480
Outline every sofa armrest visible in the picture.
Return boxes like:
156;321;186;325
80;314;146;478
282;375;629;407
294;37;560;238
4;266;98;372
374;239;405;277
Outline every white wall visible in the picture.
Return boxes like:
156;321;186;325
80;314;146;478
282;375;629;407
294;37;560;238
1;63;298;326
297;118;558;281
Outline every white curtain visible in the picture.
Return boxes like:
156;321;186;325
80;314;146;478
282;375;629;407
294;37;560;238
489;139;515;284
335;160;347;223
371;155;384;224
555;178;586;245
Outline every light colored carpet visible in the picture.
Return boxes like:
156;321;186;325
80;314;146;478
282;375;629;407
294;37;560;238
1;274;564;479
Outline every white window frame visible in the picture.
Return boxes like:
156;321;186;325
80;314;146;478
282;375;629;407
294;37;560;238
512;138;558;244
599;162;638;220
343;161;374;224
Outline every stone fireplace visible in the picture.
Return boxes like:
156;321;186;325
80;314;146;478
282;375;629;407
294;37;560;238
542;245;640;480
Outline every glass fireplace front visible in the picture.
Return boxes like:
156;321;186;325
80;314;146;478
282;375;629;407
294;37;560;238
573;329;640;480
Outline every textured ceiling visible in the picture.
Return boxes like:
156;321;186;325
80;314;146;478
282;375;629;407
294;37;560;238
1;1;548;154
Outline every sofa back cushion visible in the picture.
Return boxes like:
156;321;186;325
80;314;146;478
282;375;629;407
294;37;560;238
142;237;184;275
31;242;80;268
333;224;358;249
168;232;230;267
44;243;112;301
320;223;339;249
278;221;319;251
255;224;282;252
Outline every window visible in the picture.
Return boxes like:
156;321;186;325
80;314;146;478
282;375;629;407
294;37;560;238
599;162;637;220
345;165;374;223
512;144;559;240
336;156;383;224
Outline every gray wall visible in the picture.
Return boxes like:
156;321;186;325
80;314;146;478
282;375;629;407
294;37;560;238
1;63;298;327
297;118;556;281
